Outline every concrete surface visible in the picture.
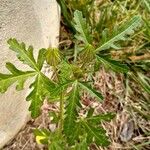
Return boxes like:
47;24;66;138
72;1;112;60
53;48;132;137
0;0;60;148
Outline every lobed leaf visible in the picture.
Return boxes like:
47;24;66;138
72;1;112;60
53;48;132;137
64;80;81;141
37;48;47;70
58;60;73;82
96;55;129;73
79;82;103;101
82;121;110;147
70;125;81;146
0;39;50;118
86;113;115;124
7;38;39;71
73;10;92;45
40;73;56;97
26;74;45;118
72;136;88;150
50;80;73;98
95;15;142;52
0;62;36;93
27;73;56;118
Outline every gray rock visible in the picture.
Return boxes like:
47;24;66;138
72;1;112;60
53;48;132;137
0;0;60;148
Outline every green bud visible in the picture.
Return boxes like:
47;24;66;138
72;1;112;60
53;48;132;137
46;48;61;67
80;44;95;62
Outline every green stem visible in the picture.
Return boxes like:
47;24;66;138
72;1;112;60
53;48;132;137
52;66;64;135
59;92;64;135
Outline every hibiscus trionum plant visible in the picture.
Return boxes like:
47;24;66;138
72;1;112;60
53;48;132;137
0;10;142;149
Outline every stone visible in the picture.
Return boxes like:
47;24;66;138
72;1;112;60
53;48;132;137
0;0;60;148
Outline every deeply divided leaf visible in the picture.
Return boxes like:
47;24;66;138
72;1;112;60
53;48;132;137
64;80;81;141
27;73;56;118
86;113;115;124
79;82;103;101
95;15;142;52
96;55;129;73
82;121;110;147
37;48;47;70
40;73;56;97
26;74;45;118
73;10;92;45
7;38;39;70
50;80;73;98
0;62;36;93
58;60;73;82
72;136;88;150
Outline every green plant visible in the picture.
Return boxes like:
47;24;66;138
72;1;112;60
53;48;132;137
0;10;144;149
57;0;150;149
58;0;150;98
